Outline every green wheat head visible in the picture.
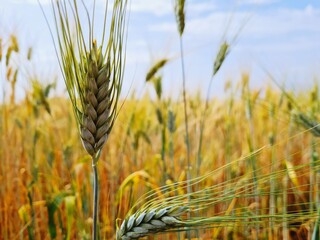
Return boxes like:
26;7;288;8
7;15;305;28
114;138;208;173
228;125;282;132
52;0;128;159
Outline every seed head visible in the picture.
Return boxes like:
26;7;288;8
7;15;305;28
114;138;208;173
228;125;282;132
174;0;186;36
213;41;229;76
146;59;167;82
52;0;128;157
116;206;186;239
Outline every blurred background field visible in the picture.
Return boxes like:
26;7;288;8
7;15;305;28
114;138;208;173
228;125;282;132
1;38;320;238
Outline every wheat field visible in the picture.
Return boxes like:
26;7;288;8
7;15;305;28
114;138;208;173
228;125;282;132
1;71;320;239
1;1;320;239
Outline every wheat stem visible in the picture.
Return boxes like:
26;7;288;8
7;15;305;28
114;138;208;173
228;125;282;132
179;38;190;173
283;113;294;240
269;105;276;238
179;35;191;239
92;153;100;240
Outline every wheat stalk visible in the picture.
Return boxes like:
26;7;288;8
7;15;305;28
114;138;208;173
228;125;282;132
173;1;190;238
116;206;187;240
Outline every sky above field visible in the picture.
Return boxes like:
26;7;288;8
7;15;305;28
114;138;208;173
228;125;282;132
0;0;320;100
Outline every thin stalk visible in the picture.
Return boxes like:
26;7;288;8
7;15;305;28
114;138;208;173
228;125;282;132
179;38;190;172
269;102;277;239
313;96;320;218
133;138;138;169
27;190;35;240
179;36;191;239
169;130;174;172
269;134;276;239
283;114;293;240
315;170;320;240
195;68;215;239
161;121;168;183
247;137;259;239
310;138;316;213
196;76;213;178
311;208;320;240
92;153;100;240
283;174;288;240
309;137;318;240
224;96;234;239
0;101;4;232
168;108;177;192
317;163;320;213
225;98;233;184
158;101;167;183
244;83;259;240
310;89;319;239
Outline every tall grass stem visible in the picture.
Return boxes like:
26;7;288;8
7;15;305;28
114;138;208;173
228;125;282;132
179;34;191;240
92;153;100;240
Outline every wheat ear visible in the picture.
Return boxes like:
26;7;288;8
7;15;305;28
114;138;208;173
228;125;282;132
174;0;186;36
145;59;168;82
293;112;320;137
116;206;187;240
51;0;128;158
79;41;113;156
213;41;229;76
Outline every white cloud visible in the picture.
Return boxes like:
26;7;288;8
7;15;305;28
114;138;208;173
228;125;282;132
237;0;279;6
243;6;320;36
130;0;172;16
150;6;320;39
129;0;217;17
145;4;320;82
187;2;217;16
10;0;50;5
9;0;216;17
305;4;316;16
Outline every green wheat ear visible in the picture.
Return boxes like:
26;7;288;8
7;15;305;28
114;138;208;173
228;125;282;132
174;0;186;36
43;1;129;238
51;0;128;159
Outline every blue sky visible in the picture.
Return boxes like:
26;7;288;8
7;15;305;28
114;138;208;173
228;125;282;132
0;0;320;100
